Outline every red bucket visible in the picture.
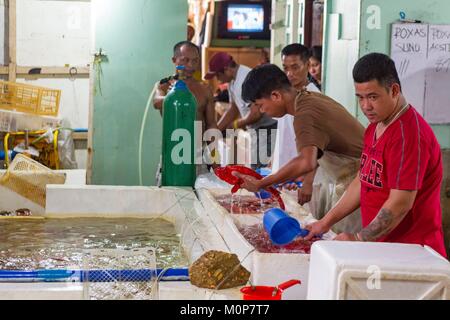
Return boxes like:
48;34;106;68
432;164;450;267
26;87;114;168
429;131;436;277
240;279;301;300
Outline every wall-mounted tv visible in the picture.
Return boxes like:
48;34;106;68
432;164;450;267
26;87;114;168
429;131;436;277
227;4;265;32
215;0;271;42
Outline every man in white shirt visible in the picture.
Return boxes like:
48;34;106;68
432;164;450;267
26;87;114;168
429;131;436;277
205;52;277;168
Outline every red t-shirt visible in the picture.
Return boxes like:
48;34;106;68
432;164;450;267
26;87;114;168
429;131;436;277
360;106;446;257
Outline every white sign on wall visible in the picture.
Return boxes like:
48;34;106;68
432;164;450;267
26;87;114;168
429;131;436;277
391;23;450;124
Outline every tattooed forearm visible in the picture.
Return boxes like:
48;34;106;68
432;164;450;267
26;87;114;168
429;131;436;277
359;208;395;241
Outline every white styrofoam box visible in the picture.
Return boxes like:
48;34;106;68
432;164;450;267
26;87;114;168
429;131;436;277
58;169;86;185
159;282;242;300
0;283;83;300
196;188;335;300
307;241;450;300
0;109;61;132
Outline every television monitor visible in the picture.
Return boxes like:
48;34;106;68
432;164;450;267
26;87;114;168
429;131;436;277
227;4;264;32
215;0;271;42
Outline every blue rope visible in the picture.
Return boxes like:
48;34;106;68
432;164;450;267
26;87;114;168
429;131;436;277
0;268;189;283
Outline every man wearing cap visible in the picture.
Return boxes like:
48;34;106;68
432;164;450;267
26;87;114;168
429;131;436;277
205;52;277;168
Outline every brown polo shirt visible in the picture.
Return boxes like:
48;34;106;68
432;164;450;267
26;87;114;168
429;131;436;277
293;90;364;158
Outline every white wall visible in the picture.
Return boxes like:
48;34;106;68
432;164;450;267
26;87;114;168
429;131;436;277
17;0;91;66
16;0;91;129
15;0;91;169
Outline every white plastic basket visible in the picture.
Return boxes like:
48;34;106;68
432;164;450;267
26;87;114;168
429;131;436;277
0;154;66;207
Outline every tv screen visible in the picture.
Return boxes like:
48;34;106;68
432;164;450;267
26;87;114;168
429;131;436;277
215;0;271;42
227;4;264;32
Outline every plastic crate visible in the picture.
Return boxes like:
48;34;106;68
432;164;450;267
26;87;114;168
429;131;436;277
0;80;60;116
307;241;450;300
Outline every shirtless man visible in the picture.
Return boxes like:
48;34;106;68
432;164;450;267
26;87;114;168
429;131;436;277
153;41;217;132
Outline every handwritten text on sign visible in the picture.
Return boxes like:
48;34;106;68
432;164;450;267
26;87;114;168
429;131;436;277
391;23;450;124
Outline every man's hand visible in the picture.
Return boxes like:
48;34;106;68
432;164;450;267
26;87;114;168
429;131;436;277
153;80;174;111
283;176;303;191
232;172;262;192
303;219;330;241
297;180;312;205
333;232;357;241
210;163;220;171
158;81;171;95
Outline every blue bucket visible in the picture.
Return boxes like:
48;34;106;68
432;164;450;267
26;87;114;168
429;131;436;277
263;208;309;245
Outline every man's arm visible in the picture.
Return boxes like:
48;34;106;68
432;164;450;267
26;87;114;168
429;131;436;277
356;189;417;241
152;81;171;112
303;174;361;240
234;145;319;192
332;188;417;241
297;168;317;205
217;102;240;132
235;104;263;129
205;86;218;130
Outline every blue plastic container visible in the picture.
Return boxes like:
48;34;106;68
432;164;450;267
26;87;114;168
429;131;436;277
255;167;271;177
0;150;17;161
263;208;309;245
254;167;271;199
255;189;272;199
253;167;303;199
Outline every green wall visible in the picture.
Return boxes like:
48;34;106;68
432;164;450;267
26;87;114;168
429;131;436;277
360;0;450;147
323;0;450;148
91;0;187;185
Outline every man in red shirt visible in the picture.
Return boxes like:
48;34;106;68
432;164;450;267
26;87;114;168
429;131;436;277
305;53;446;257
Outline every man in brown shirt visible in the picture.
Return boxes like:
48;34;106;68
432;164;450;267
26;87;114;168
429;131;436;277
292;90;363;159
234;64;365;233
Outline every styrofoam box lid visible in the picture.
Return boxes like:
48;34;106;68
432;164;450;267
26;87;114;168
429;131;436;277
311;241;450;274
